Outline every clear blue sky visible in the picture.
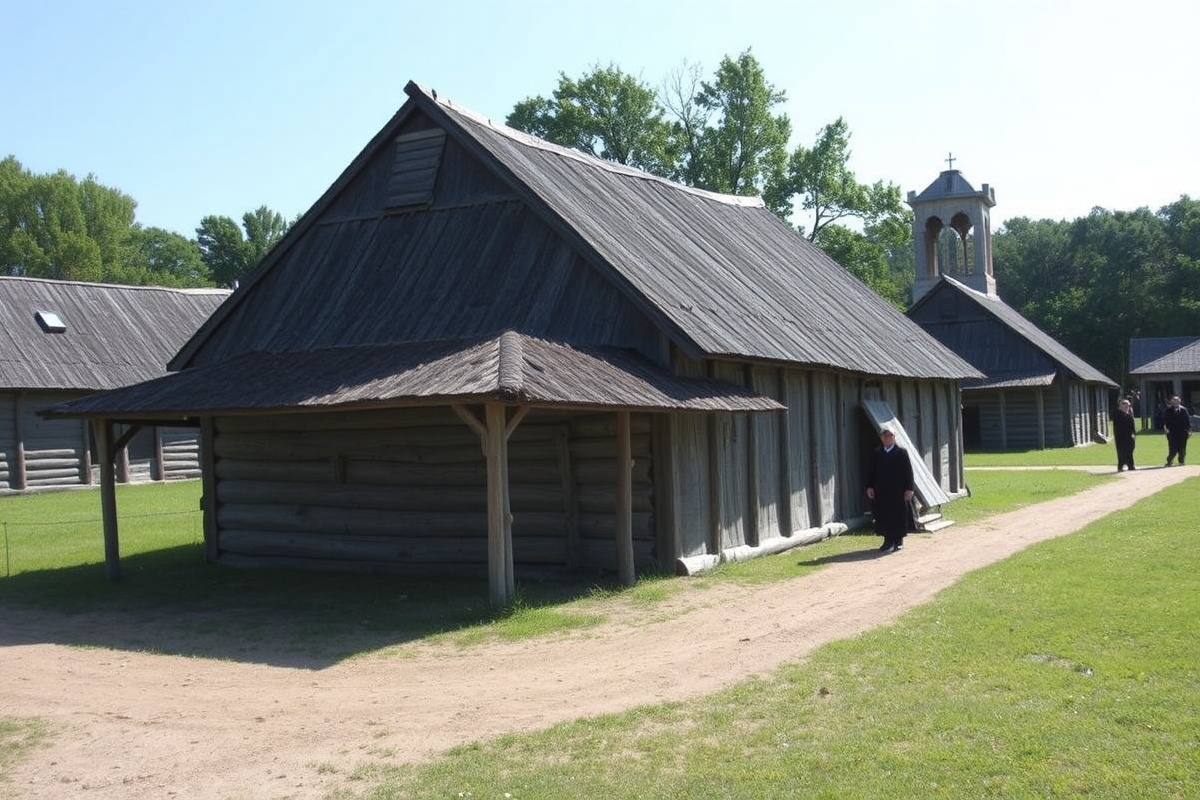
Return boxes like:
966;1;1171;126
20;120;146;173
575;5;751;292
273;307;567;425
4;0;1196;238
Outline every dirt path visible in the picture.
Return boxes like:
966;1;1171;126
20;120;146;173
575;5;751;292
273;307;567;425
2;465;1195;800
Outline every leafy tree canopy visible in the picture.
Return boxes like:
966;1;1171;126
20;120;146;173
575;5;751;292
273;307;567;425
508;53;909;300
196;205;288;288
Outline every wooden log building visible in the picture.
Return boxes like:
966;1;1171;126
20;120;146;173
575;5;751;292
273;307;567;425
1;277;228;491
47;82;981;605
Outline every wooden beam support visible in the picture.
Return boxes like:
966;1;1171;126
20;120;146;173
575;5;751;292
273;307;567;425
94;419;121;582
485;403;514;607
615;410;634;586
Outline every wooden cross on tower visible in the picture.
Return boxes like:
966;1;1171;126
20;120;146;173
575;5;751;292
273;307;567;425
945;152;956;170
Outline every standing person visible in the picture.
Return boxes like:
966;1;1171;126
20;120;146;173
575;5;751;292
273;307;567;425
866;427;915;554
1163;395;1192;466
1112;398;1136;471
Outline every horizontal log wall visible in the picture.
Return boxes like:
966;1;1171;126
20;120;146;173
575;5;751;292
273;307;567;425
13;392;85;488
211;406;656;575
1;391;202;491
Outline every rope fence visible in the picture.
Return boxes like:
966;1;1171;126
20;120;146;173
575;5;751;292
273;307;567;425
1;508;202;578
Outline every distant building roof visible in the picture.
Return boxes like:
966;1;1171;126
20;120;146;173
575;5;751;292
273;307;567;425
1129;336;1200;375
909;169;995;206
0;277;229;392
911;276;1116;387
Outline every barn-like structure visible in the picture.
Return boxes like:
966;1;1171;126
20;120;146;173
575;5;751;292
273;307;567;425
1;277;228;491
905;170;1116;450
1128;336;1200;429
49;82;981;605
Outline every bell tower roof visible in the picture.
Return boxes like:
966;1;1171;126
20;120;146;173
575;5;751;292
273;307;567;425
908;169;995;207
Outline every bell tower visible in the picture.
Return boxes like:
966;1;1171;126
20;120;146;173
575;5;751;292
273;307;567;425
907;156;996;303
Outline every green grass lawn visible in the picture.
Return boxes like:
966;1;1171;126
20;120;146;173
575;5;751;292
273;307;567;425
342;478;1200;800
1;466;1196;799
966;428;1170;468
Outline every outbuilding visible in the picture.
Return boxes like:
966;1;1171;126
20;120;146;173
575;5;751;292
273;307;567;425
49;82;981;604
2;277;228;490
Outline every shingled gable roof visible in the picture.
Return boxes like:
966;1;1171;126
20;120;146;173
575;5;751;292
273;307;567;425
910;276;1116;387
171;81;979;383
1129;337;1200;375
46;331;783;420
0;276;228;391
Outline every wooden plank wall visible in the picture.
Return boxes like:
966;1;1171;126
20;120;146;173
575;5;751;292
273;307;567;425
968;387;1067;449
783;371;814;530
209;406;656;575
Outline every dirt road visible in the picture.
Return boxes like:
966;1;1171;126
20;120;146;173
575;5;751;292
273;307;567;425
2;465;1194;799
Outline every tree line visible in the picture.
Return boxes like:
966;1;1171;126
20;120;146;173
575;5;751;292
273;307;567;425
4;49;1196;390
0;155;289;288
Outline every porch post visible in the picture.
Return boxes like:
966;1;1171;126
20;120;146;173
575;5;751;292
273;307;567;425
94;419;121;582
485;403;514;607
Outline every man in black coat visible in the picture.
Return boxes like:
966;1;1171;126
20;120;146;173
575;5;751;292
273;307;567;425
1162;395;1192;467
866;427;915;554
1112;398;1137;471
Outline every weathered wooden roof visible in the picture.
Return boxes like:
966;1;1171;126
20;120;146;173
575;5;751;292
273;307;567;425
1129;336;1200;375
910;277;1116;387
0;276;229;392
172;81;979;383
45;331;784;420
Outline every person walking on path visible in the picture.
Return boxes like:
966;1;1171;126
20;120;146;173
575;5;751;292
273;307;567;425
1162;395;1191;466
866;427;915;554
1113;398;1137;471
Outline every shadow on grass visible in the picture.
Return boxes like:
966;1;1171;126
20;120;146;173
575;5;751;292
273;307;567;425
0;544;615;670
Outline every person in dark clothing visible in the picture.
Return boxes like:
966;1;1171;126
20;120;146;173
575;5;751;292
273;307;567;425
1112;398;1137;471
866;427;915;554
1162;395;1192;466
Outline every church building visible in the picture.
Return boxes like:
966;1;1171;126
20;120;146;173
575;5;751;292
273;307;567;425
905;166;1116;450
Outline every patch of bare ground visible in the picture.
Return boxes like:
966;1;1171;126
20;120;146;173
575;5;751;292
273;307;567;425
2;465;1194;799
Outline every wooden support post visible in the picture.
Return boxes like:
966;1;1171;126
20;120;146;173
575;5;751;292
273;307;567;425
117;424;131;484
485;403;514;608
13;392;26;490
94;419;121;582
615;410;634;586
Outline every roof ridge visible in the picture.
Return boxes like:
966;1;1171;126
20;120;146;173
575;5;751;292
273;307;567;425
413;83;764;209
497;330;524;398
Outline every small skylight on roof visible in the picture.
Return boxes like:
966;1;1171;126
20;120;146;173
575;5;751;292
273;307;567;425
35;309;67;333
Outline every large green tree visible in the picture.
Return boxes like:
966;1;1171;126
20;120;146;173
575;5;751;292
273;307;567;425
675;50;791;205
508;54;910;301
0;155;134;281
993;197;1200;385
507;64;676;175
197;205;289;287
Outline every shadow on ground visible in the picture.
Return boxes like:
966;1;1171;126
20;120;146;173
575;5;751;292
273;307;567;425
0;545;614;670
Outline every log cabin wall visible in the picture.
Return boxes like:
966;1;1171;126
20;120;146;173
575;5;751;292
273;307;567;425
208;406;656;575
1;390;204;492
